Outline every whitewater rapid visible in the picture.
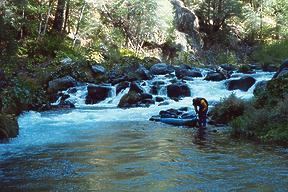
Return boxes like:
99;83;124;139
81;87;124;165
1;70;274;150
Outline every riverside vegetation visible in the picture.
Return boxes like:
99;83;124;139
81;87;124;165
0;0;287;144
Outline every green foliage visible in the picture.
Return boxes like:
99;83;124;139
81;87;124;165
0;76;47;115
231;98;288;143
252;40;288;65
210;94;247;124
238;64;251;73
254;77;288;108
215;50;238;65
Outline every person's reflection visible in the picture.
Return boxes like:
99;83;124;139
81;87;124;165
192;127;207;146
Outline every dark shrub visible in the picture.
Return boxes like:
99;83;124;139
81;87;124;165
210;94;247;124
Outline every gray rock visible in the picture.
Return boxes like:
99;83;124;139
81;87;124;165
204;72;226;81
167;82;191;99
273;59;288;79
91;65;106;76
116;81;130;95
135;65;153;80
129;81;144;94
220;64;236;71
85;84;112;104
175;67;202;79
226;76;256;92
48;76;77;94
150;63;174;75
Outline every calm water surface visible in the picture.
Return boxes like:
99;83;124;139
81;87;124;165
0;109;287;191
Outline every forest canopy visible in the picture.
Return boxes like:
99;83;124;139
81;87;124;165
0;0;287;66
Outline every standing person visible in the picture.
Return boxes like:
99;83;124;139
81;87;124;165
193;97;208;128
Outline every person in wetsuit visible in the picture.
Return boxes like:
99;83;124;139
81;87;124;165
193;97;208;128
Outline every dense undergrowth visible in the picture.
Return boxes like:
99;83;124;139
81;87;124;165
210;75;288;144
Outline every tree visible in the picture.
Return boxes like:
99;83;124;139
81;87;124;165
53;0;66;32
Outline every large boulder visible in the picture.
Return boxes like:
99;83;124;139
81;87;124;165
220;64;236;72
129;81;144;94
0;113;19;139
226;76;256;91
167;82;191;99
150;63;174;75
48;76;77;94
134;65;153;80
175;66;202;79
118;91;142;108
118;82;154;108
273;59;288;79
204;72;226;81
85;84;112;104
91;64;106;76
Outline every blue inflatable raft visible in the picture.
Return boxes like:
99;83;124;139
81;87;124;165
160;117;198;127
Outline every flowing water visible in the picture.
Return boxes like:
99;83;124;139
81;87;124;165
1;71;288;191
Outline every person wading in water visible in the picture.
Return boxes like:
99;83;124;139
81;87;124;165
193;97;208;128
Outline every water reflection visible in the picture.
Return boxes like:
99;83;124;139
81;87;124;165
1;121;288;191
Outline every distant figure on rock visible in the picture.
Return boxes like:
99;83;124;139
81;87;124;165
193;97;208;128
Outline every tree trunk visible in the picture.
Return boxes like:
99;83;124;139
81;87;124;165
73;1;86;47
63;0;70;33
53;0;66;33
43;0;53;35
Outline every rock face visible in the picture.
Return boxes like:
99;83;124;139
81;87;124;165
226;76;256;91
48;76;77;94
85;84;112;104
167;82;191;99
0;113;19;139
171;0;202;50
273;59;288;78
150;63;174;75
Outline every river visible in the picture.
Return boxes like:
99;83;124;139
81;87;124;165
1;70;287;191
